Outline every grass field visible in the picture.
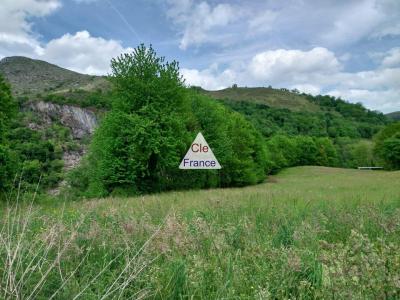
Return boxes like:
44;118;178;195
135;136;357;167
1;166;400;299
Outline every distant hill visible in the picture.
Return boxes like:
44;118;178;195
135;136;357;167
0;56;109;96
202;87;321;112
386;111;400;121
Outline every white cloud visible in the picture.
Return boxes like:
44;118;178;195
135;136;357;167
181;63;236;90
41;31;133;75
166;0;240;49
248;10;277;35
249;47;340;83
182;47;342;90
381;48;400;68
0;0;61;58
73;0;98;3
371;0;400;38
165;0;400;51
181;47;400;113
289;84;321;95
321;0;383;46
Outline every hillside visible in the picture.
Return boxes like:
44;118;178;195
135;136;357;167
386;111;400;121
202;86;321;112
0;56;108;96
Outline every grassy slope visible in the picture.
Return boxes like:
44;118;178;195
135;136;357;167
0;56;108;96
203;87;321;112
2;167;400;299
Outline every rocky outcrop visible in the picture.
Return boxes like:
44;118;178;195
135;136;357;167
27;101;98;139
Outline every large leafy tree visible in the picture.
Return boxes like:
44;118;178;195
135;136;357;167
87;45;192;195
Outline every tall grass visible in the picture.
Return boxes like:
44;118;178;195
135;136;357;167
0;178;161;299
1;166;400;298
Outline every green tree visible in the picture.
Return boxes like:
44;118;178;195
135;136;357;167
0;74;17;194
381;136;400;169
0;74;16;143
374;122;400;169
87;45;190;195
314;137;338;166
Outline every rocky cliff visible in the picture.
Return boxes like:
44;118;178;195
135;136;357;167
27;101;98;139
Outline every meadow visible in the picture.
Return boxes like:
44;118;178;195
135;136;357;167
1;166;400;299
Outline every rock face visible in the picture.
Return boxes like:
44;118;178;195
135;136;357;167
27;101;98;139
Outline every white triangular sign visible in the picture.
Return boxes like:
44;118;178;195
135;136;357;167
179;132;221;169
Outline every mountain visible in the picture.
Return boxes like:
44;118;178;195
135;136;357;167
386;111;400;121
0;56;108;96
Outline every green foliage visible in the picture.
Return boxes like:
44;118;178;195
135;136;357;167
0;74;69;195
0;74;18;195
265;135;339;173
77;45;266;197
220;97;391;172
306;94;387;125
191;93;267;187
0;74;17;143
42;89;113;110
0;144;17;192
374;122;400;169
380;136;400;169
334;138;376;168
8;125;64;187
221;99;385;139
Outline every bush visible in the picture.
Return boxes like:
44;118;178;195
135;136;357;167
22;160;42;184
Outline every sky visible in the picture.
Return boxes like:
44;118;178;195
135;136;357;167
0;0;399;113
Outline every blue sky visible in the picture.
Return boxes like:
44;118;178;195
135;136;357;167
0;0;399;113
